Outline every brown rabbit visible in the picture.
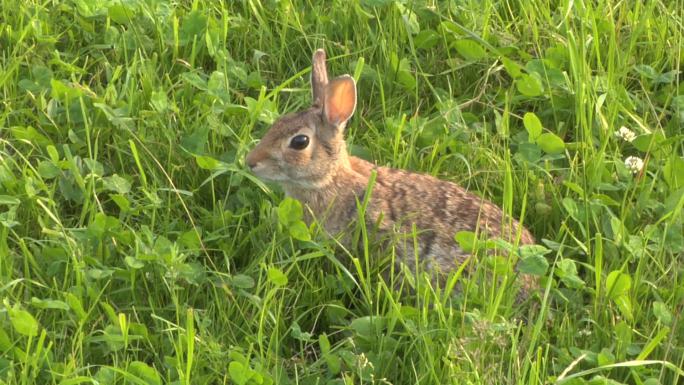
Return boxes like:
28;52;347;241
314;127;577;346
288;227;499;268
246;49;537;296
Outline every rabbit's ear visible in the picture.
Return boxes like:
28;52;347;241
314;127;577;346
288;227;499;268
311;49;328;107
324;75;356;127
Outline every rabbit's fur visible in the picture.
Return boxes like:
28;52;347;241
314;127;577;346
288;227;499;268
246;49;537;295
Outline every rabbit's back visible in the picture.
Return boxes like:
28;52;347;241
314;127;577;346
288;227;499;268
291;155;534;256
372;161;534;240
365;157;537;293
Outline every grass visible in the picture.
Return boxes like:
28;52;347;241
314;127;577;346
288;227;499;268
1;0;683;384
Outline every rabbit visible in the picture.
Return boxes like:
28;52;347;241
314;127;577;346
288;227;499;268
246;49;538;297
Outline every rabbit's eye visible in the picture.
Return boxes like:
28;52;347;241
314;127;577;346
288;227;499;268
289;134;310;150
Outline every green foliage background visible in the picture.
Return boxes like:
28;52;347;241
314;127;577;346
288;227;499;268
0;0;683;384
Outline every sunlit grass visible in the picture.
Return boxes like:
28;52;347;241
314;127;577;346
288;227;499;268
0;0;683;384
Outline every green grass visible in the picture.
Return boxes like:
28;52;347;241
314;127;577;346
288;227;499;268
1;0;683;384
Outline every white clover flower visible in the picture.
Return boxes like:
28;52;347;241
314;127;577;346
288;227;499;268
615;126;637;142
624;156;644;174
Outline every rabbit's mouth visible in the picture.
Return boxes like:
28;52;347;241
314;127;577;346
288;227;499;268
249;164;288;182
250;165;331;191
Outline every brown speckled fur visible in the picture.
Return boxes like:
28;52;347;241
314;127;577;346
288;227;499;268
246;50;537;296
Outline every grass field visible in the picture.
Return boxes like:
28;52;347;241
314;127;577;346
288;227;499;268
1;0;684;384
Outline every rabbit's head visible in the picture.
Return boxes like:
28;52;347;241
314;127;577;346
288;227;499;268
246;50;357;189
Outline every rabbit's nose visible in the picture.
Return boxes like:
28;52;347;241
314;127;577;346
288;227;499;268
246;156;257;170
245;150;261;170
